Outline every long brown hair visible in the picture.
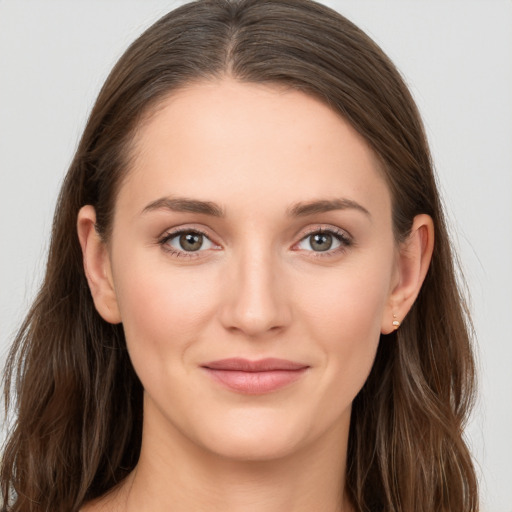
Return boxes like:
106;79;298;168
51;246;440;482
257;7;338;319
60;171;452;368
1;1;478;510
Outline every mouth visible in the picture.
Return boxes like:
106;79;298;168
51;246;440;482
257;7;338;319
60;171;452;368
201;358;310;394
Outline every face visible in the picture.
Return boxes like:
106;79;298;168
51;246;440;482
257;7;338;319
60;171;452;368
103;79;399;461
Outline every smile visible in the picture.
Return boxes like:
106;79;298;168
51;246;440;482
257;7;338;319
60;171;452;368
201;358;310;394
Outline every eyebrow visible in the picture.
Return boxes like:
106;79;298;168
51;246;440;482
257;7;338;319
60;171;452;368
141;197;225;217
141;196;370;219
286;198;371;218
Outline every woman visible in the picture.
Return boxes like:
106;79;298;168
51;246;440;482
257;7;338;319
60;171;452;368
1;0;478;511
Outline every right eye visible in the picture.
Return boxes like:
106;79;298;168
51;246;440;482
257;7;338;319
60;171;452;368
159;229;217;255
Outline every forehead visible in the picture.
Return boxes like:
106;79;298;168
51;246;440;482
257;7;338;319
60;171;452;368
118;78;391;220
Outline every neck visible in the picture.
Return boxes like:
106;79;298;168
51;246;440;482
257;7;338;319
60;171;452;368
95;399;354;512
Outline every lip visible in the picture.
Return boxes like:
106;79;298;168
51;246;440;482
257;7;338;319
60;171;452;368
201;358;309;394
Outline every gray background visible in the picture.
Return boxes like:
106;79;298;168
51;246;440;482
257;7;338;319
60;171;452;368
1;1;511;510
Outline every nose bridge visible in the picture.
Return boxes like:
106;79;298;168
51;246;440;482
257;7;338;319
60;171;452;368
220;240;290;336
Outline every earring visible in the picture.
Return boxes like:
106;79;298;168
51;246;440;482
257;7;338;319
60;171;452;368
392;314;401;330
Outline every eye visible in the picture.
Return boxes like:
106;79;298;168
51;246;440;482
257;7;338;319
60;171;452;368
160;229;216;254
296;229;351;253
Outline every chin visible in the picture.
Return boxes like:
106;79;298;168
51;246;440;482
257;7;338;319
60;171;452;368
204;432;304;463
190;408;316;463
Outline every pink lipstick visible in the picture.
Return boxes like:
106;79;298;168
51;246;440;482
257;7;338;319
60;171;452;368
201;358;309;394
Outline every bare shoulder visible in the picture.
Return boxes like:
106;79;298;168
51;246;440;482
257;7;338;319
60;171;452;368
80;496;118;512
80;497;112;512
80;472;134;511
80;485;129;512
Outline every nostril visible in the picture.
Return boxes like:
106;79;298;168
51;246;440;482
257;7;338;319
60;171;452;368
217;258;292;336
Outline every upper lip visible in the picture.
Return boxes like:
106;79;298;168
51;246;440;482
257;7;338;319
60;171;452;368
202;358;309;372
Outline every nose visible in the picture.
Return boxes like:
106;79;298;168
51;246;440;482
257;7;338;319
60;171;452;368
218;246;292;338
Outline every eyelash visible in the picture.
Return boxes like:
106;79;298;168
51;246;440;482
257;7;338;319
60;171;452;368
158;227;215;259
295;227;353;258
157;226;353;259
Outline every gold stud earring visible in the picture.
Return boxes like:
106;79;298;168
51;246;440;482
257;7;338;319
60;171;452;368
392;314;401;330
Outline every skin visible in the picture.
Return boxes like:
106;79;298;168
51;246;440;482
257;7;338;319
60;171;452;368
78;78;434;512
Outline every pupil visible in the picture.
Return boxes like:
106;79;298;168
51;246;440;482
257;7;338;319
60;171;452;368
180;233;202;251
311;233;332;251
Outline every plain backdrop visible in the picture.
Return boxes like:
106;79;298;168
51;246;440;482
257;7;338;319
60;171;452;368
0;1;511;510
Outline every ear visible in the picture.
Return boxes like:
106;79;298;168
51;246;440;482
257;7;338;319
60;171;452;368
381;214;434;334
77;205;121;324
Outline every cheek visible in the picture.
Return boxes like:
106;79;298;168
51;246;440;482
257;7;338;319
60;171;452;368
299;260;392;339
295;257;393;392
112;254;219;365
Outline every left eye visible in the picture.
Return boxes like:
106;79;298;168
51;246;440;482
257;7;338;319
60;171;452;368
297;231;344;252
163;231;215;252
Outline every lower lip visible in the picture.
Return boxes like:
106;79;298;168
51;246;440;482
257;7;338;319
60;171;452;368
203;368;308;394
